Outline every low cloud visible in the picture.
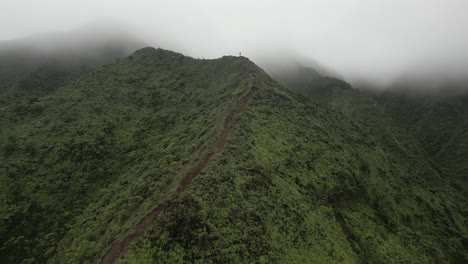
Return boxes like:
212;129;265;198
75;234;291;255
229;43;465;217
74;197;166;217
1;0;468;90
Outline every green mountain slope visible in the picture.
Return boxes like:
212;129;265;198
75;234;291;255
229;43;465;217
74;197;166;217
377;92;468;190
262;63;467;263
267;64;436;177
0;47;260;263
119;54;465;263
0;48;466;264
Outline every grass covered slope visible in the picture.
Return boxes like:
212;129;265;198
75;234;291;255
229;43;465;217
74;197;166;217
0;47;260;263
121;68;466;263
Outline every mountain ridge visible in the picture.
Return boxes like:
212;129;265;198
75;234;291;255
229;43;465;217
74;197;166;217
0;46;466;263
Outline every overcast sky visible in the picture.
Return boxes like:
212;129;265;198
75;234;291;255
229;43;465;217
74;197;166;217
2;0;468;86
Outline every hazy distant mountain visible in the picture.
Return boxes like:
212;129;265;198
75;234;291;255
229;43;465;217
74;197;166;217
377;90;468;189
256;53;344;89
0;23;146;89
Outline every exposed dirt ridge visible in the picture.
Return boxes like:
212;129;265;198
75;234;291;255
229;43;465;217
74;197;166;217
100;88;258;264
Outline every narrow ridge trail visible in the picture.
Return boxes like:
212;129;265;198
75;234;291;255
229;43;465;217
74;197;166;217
100;88;258;264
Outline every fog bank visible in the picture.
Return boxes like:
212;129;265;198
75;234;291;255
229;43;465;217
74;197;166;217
2;0;468;90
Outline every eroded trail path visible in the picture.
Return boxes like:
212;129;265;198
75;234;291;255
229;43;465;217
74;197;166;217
100;88;257;264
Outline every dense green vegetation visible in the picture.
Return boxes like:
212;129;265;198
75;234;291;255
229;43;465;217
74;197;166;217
121;57;466;263
262;65;467;263
377;92;468;191
0;47;466;263
0;47;260;263
268;61;467;193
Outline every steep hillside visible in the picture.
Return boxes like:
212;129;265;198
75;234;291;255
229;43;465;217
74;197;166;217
0;48;466;264
377;92;468;190
261;64;467;263
267;64;434;172
120;66;465;263
0;47;260;263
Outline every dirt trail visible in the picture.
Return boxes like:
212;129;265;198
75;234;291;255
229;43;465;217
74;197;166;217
100;88;257;264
